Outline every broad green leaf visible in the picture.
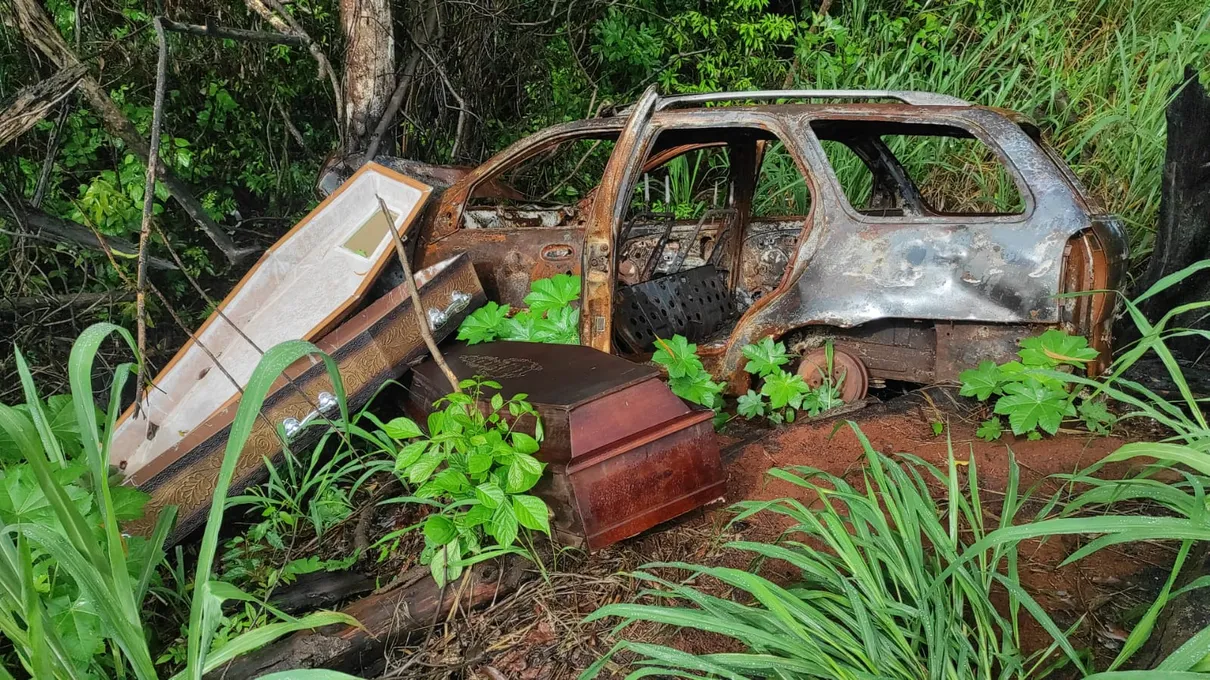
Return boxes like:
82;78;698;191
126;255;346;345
475;482;505;509
959;361;1002;400
513;452;543;476
975;417;1003;442
741;337;791;378
736;390;766;419
511;432;540;455
524;273;580;313
760;371;810;410
652;335;704;379
457;302;509;344
395;441;428;469
467;449;494;475
489;503;519;547
512;495;550;535
408;449;445;485
383;417;424;440
423;515;457;546
1018;329;1099;367
994;380;1075;435
669;372;723;409
432;469;469;494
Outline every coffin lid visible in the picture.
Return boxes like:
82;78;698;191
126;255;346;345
419;341;660;410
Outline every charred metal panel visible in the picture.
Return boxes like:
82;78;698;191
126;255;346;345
783;108;1092;327
419;228;584;307
935;323;1035;382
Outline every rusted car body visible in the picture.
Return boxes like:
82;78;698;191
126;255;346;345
391;88;1126;394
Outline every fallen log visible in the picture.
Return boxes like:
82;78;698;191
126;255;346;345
3;203;178;270
205;556;532;678
268;570;375;616
0;63;86;147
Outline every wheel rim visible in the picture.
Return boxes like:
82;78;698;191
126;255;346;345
796;347;869;402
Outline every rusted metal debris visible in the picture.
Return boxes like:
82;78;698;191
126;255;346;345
320;88;1128;399
407;341;726;551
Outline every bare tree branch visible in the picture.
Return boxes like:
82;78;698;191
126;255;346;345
0;63;86;147
375;194;460;394
2;201;177;270
10;0;251;265
245;0;346;145
134;17;169;414
364;0;438;160
159;18;308;45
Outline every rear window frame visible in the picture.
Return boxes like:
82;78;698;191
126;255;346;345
800;112;1037;226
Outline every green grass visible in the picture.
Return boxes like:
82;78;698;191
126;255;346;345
0;325;363;679
583;424;1077;680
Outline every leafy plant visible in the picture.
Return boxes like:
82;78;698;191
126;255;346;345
740;337;842;424
379;378;551;586
229;427;363;540
959;329;1101;439
458;274;581;345
652;335;724;410
0;325;363;679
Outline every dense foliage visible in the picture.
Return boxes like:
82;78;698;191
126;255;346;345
4;0;1208;391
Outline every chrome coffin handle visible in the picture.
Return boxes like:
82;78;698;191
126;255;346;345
281;391;338;439
427;291;471;331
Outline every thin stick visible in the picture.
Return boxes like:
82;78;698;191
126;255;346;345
375;193;460;394
134;17;168;417
159;18;307;46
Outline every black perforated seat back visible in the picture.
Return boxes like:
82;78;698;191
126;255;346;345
613;265;737;353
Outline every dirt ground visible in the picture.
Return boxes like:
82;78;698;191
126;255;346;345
371;389;1176;679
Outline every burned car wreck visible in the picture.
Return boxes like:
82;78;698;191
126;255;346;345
328;88;1129;400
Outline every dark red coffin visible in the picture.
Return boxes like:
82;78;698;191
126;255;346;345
406;341;725;550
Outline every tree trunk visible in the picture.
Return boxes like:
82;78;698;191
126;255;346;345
340;0;394;155
1128;66;1210;359
10;0;249;265
0;63;86;147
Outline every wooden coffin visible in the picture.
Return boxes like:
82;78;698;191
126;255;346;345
111;162;432;478
406;342;725;550
125;254;486;541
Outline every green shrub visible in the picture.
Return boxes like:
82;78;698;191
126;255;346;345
378;378;552;586
960;329;1113;440
737;337;842;424
651;335;725;410
457;274;581;345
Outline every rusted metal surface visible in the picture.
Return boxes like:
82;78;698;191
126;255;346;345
125;255;485;542
406;341;725;551
401;90;1128;391
798;347;870;402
